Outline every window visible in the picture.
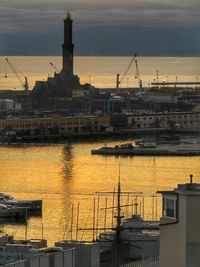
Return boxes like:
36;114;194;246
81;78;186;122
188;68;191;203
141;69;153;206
166;199;175;217
163;195;177;219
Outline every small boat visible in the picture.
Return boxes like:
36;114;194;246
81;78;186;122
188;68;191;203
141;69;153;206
0;193;42;213
137;141;157;148
0;204;26;219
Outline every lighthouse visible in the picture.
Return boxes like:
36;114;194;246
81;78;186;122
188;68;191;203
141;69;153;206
32;13;93;110
62;12;74;75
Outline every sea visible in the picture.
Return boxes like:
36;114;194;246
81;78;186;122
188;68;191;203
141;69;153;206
0;56;200;245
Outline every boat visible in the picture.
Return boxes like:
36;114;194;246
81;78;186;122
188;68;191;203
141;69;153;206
91;143;135;155
0;204;26;219
0;193;42;213
136;141;157;148
98;215;159;262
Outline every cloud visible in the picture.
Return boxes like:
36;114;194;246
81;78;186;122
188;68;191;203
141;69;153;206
0;0;199;56
0;0;199;34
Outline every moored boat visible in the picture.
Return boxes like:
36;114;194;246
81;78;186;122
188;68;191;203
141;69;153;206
0;204;27;219
0;193;42;213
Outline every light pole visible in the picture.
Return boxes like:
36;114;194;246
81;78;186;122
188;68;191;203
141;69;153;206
126;77;129;88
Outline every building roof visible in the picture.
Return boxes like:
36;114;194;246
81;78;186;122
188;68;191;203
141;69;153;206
158;176;200;196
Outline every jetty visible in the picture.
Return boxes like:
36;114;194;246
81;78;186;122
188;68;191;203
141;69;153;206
91;139;200;156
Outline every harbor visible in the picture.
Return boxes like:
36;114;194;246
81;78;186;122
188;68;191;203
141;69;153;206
0;4;200;266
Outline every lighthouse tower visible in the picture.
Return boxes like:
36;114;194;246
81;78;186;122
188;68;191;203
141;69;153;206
62;12;74;75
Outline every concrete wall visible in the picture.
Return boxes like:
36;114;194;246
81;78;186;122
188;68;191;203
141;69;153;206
186;195;200;266
187;243;200;267
160;195;187;267
186;195;200;243
160;193;200;267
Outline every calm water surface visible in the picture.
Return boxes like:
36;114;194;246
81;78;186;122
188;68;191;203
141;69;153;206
0;141;199;245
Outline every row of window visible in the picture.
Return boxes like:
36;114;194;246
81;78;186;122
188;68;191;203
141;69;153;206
133;114;200;121
0;120;110;129
137;121;200;126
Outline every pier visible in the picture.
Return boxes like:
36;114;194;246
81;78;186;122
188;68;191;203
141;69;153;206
91;140;200;156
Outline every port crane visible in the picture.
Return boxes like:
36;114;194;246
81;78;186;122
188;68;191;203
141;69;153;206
116;53;137;89
5;58;29;91
50;62;59;73
135;59;143;90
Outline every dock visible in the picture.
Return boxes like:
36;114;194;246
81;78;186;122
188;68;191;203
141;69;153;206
91;140;200;156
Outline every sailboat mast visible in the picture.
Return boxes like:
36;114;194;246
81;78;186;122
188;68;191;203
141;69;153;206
115;170;121;267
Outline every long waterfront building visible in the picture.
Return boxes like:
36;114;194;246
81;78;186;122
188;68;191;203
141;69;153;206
0;115;111;135
0;112;200;137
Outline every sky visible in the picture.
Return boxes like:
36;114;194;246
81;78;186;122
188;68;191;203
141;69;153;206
0;0;200;56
